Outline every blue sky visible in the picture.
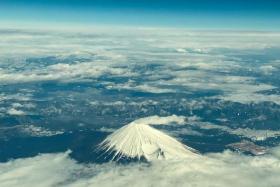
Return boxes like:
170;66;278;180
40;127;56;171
1;0;280;30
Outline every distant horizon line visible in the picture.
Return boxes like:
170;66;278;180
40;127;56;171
1;20;280;33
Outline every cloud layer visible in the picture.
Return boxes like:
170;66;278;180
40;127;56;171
1;149;280;187
1;28;280;105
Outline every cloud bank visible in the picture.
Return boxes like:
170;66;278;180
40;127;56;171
1;28;280;105
1;149;280;187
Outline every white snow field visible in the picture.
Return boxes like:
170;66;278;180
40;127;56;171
99;115;199;161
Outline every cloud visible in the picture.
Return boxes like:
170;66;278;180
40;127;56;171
0;151;78;187
89;100;159;107
0;93;32;102
18;125;64;137
7;108;25;116
259;65;278;74
1;149;280;187
186;116;280;141
0;61;135;84
132;115;186;126
1;28;280;106
219;93;280;105
106;83;176;94
0;125;64;138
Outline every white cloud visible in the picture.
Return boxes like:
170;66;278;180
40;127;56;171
132;115;186;126
187;116;280;141
89;100;159;107
147;65;280;105
106;82;176;94
19;125;64;137
1;149;280;187
259;65;278;74
0;61;135;84
0;28;280;106
0;93;32;102
0;125;64;137
219;93;280;105
0;151;78;187
7;108;25;116
11;103;24;108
